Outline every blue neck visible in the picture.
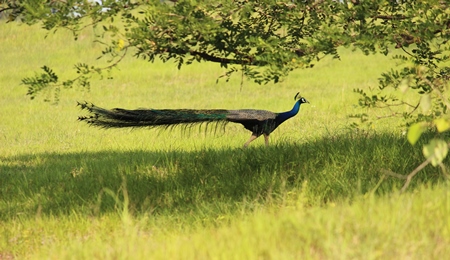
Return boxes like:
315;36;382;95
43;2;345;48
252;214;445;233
277;100;301;123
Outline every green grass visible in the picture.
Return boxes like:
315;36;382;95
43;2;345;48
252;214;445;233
1;21;449;259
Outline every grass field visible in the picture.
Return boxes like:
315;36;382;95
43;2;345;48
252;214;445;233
1;21;449;259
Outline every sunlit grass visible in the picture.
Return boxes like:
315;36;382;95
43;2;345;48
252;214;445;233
1;20;449;259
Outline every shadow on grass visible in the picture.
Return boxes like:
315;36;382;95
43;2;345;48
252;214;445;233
0;132;446;221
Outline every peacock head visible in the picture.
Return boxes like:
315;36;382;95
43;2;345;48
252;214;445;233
294;92;309;104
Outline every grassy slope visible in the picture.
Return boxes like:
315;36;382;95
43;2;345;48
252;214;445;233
0;21;449;259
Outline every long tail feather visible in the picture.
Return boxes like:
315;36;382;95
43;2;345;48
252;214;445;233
77;102;229;128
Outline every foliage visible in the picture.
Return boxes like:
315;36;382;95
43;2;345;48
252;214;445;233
350;1;450;126
6;0;348;96
344;1;450;183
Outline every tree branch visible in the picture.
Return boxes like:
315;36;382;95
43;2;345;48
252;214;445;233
382;158;431;193
0;6;13;13
166;47;307;67
188;50;259;66
381;158;430;193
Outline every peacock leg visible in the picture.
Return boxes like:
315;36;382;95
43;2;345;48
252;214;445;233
264;134;269;146
243;134;258;147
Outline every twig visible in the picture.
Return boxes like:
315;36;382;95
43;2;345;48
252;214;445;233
381;169;407;179
43;45;129;89
375;113;401;120
399;45;414;57
439;163;449;179
382;158;431;193
400;159;431;193
0;7;14;14
372;99;420;120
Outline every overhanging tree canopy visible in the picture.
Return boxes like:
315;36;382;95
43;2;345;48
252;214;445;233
2;1;448;98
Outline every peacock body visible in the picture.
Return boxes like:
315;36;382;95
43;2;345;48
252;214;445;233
78;93;309;147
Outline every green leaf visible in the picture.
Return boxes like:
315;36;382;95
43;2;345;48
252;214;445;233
434;118;450;133
423;139;448;167
407;122;427;145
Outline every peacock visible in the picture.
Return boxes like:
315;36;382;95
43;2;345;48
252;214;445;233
78;93;309;147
